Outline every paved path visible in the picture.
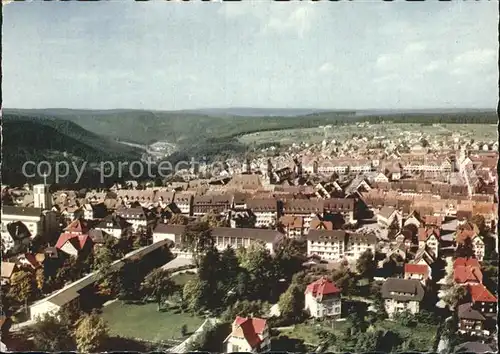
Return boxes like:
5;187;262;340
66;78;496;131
162;257;194;271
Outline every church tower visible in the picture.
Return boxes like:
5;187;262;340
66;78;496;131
33;184;52;210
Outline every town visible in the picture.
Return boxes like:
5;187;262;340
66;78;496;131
1;122;497;353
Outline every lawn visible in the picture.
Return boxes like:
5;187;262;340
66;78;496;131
277;320;349;346
373;319;439;351
101;301;205;343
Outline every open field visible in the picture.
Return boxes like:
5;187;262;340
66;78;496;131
238;123;498;146
101;301;204;342
277;320;349;346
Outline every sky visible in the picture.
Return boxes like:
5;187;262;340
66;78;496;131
2;0;499;110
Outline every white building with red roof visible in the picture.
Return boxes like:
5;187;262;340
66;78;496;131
404;263;431;285
55;232;93;258
223;316;270;353
468;284;497;316
304;277;342;318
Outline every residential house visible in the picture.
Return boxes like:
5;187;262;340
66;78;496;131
153;191;175;207
344;232;377;261
456;228;485;261
403;263;431;285
223;316;270;353
323;198;356;225
246;198;278;228
417;227;440;257
64;218;89;235
307;230;346;262
212;227;283;255
381;278;425;318
15;253;44;270
94;215;132;239
377;206;403;229
116;207;148;231
1;206;44;241
279;215;304;238
457;303;489;337
468;284;497;316
304;277;342;318
172;192;193;215
55;232;93;258
453;258;483;286
281;199;323;233
309;217;334;232
1;221;32;254
373;172;389;183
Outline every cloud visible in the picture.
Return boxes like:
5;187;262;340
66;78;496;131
261;5;317;38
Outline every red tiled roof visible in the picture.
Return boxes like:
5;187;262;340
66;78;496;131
64;219;88;234
305;277;341;298
404;263;428;276
232;316;267;349
469;284;497;303
454;264;483;284
55;232;91;250
418;227;440;242
453;257;480;269
456;228;478;244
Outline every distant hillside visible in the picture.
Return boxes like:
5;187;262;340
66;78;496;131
181;107;354;117
2;114;142;186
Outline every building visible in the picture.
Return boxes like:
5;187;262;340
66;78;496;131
1;206;44;242
33;184;52;210
281;199;323;233
381;278;425;318
212;227;283;255
453;258;483;286
377;206;403;229
403;263;431;285
115;207;148;231
152;223;186;245
1;262;17;285
172;192;193;215
307;230;346;262
323;198;356;225
458;303;489;337
468;284;497;316
304;277;342;318
55;232;93;258
279;215;304;238
455;229;485;261
246;198;278;228
417;227;440;257
223;316;270;353
93;215;132;239
344;233;377;261
192;194;233;217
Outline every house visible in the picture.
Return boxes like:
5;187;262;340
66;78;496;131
323;198;356;225
246;198;278;228
411;246;436;267
403;263;431;285
64;218;89;235
88;229;108;246
468;284;497;316
455;228;485;261
453;258;483;286
309;217;334;232
403;211;423;230
192;194;233;217
230;209;256;229
373;172;389;183
381;278;425;318
82;204;94;220
279;215;304;238
307;230;346;262
304;277;342;318
417;227;440;257
344;232;377;261
152;223;186;245
55;232;93;258
94;215;132;239
212;227;283;255
223;316;270;353
377;206;402;229
172;192;193;215
457;303;489;337
1;220;32;254
1;206;44;241
1;262;17;285
115;207;148;231
281;199;324;232
15;253;43;270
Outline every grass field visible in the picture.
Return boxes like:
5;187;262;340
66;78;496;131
277;320;349;346
238;123;497;146
101;301;204;342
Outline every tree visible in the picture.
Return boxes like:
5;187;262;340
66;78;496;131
183;278;205;312
356;249;376;279
237;242;276;301
141;269;175;311
331;266;356;296
93;246;113;273
35;268;45;293
181;221;215;266
169;213;188;225
8;270;36;314
30;313;75;351
455;237;475;258
180;324;188;337
74;312;109;353
274;238;306;282
218;247;241;301
442;284;468;310
278;283;304;322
